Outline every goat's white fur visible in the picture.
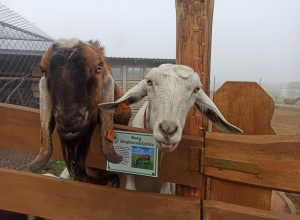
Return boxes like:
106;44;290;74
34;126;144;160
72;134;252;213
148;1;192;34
100;72;115;103
42;168;70;179
100;64;242;194
54;38;80;49
39;76;52;131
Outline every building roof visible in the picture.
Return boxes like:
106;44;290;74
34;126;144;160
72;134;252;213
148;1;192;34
107;57;175;67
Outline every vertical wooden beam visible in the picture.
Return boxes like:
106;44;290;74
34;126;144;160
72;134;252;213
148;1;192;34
176;0;214;96
175;0;214;198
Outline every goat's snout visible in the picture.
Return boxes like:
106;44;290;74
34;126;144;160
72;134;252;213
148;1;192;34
159;120;178;137
56;107;89;139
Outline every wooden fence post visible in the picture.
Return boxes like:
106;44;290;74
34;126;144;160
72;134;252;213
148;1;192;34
175;0;214;198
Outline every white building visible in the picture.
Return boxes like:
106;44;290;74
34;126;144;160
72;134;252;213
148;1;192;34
280;89;300;99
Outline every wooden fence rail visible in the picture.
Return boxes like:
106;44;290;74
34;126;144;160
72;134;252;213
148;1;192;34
203;200;300;220
0;103;203;188
0;168;200;220
205;132;300;193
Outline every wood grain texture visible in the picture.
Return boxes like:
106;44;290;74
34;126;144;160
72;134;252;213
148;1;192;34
0;168;201;220
209;179;272;210
209;81;276;210
175;0;214;199
203;200;299;220
212;81;276;135
176;0;213;94
176;0;214;136
0;103;203;188
0;103;63;161
205;132;300;193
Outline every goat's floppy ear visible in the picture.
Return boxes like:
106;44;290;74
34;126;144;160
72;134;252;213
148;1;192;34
194;89;243;134
99;73;123;164
28;76;55;171
99;79;147;113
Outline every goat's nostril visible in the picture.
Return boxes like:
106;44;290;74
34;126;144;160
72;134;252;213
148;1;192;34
159;121;178;137
169;126;178;136
159;123;167;135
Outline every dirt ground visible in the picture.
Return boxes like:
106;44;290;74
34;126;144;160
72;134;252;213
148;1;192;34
271;108;300;135
270;107;300;214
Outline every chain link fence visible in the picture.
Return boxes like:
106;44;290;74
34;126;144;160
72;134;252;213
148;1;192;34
0;3;53;173
0;2;53;109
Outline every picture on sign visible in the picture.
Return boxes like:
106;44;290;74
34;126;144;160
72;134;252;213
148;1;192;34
107;130;158;177
131;146;154;170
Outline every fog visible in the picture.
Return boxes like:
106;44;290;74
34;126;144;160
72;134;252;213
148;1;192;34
1;0;299;86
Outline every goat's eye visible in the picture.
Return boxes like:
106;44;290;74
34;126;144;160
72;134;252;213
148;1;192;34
194;87;200;93
146;79;153;86
96;65;102;74
40;66;46;76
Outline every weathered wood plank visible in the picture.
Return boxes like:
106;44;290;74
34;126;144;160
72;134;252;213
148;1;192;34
0;103;63;161
209;179;272;210
203;200;299;220
0;168;200;220
205;132;300;193
210;81;275;209
0;103;203;188
212;81;276;135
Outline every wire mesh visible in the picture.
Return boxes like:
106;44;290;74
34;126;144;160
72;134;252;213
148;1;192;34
0;3;53;173
0;2;53;109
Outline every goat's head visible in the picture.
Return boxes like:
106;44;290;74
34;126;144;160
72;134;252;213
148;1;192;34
28;38;124;174
99;64;242;153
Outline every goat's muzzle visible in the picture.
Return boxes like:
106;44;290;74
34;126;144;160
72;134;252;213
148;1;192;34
154;120;181;153
159;120;178;137
55;107;89;140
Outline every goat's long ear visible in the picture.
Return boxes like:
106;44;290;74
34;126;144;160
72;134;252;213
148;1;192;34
28;76;55;170
99;79;147;113
194;89;243;134
99;73;123;164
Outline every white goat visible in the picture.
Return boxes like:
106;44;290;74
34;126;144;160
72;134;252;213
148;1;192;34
99;64;242;194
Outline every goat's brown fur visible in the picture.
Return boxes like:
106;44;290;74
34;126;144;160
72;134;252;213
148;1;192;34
135;155;151;164
29;39;131;185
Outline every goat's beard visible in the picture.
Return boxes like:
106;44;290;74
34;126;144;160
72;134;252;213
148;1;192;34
60;126;94;179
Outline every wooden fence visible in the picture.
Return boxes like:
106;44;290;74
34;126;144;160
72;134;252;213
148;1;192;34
0;82;300;219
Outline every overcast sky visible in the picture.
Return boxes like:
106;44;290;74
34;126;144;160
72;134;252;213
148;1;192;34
1;0;299;85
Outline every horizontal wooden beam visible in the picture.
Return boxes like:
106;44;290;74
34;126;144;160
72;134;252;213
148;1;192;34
203;200;299;220
0;103;203;188
3;103;300;193
0;168;200;220
205;132;300;193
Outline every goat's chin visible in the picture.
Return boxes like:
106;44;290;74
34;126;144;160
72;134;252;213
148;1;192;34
59;131;81;140
57;125;89;142
156;142;179;153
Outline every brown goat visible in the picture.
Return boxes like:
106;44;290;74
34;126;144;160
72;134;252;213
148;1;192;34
134;155;151;164
28;38;131;183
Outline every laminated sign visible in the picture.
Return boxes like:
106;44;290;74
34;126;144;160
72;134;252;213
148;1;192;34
107;130;158;177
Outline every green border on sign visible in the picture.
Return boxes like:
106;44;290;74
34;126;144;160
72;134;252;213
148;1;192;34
114;130;154;137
